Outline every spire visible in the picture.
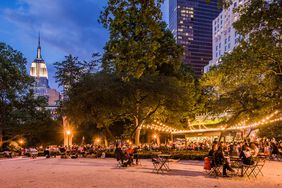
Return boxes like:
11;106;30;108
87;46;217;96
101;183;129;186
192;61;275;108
37;32;42;59
38;32;41;48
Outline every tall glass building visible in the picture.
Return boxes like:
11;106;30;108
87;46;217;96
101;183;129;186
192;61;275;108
169;0;221;77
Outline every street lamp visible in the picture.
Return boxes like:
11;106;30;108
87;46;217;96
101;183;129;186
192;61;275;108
66;130;71;147
19;139;24;145
96;138;100;144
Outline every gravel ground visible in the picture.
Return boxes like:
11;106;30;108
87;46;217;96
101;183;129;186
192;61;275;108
0;157;281;188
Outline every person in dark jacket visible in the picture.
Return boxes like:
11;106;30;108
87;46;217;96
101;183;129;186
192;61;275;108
114;143;124;164
214;144;235;177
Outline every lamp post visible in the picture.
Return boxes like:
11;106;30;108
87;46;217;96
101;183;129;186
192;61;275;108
153;134;157;144
66;130;71;147
96;138;100;145
19;139;24;145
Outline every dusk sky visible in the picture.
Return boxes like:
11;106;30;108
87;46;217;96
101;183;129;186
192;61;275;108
0;0;169;90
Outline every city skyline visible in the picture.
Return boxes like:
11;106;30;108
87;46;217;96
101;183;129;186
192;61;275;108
0;0;169;90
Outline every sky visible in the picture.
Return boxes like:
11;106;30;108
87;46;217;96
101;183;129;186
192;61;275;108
0;0;169;90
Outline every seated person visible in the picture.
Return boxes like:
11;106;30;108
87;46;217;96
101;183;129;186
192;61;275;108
44;147;50;158
250;143;259;157
240;145;254;165
278;142;282;154
114;144;124;164
214;144;235;177
125;146;134;165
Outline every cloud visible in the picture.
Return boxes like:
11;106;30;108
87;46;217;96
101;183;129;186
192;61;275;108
3;0;108;60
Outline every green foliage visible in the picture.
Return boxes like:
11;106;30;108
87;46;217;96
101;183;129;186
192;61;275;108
0;42;58;147
54;53;101;95
100;0;183;80
257;122;282;141
200;0;282;127
54;55;83;91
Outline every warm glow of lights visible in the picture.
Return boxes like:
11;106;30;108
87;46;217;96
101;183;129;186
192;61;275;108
19;139;24;145
66;130;71;135
142;110;281;135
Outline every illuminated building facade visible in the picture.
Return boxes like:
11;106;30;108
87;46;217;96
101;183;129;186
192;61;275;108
169;0;221;77
204;0;246;72
30;35;60;108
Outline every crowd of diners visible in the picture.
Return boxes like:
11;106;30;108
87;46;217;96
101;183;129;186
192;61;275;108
206;138;282;177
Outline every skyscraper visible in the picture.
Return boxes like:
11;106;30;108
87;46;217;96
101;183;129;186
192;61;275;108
30;35;60;107
204;0;245;73
30;34;49;96
169;0;221;77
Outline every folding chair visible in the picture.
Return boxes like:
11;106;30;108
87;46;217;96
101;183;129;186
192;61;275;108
209;157;222;177
252;158;266;177
152;158;161;173
241;163;257;179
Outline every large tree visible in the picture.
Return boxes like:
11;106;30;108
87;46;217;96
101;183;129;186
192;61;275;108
99;0;199;145
200;0;282;134
0;42;56;147
100;0;183;80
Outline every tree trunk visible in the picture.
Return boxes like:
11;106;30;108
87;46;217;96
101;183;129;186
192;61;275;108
135;127;141;146
104;136;108;147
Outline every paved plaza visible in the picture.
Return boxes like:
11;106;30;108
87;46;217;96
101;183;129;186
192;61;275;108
0;158;281;188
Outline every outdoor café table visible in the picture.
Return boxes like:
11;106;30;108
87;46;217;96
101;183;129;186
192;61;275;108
157;154;171;173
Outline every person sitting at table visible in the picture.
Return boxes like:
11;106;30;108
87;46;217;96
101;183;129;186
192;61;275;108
250;142;259;157
240;144;254;165
214;143;235;177
125;146;134;166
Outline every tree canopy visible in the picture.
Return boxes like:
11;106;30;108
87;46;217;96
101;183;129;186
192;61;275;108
0;42;58;148
200;0;282;132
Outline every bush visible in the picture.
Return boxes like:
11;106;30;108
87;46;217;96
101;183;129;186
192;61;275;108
105;150;208;160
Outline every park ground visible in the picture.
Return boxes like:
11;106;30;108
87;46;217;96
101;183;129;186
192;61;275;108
0;157;281;188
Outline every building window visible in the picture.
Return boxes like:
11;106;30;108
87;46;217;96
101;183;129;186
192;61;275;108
228;43;231;49
228;36;231;42
225;38;227;44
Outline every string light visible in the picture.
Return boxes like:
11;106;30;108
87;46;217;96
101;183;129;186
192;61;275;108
141;110;281;135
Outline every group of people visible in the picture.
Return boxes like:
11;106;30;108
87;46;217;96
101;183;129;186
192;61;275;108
207;139;282;177
114;144;140;167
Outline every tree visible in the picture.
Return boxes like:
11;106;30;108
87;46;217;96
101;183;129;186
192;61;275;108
257;122;282;141
100;0;182;80
0;42;56;147
63;73;125;144
0;43;33;146
54;55;83;94
99;0;199;145
200;0;282;137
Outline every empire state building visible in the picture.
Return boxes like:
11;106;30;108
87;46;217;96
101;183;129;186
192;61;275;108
30;35;60;107
30;34;49;96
